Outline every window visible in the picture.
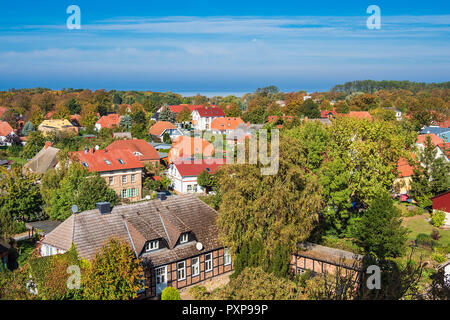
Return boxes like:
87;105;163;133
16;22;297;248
187;185;192;192
193;184;198;192
224;248;231;266
118;159;125;164
131;174;136;183
191;257;200;276
105;160;111;165
109;177;114;185
81;162;89;168
205;253;213;272
122;175;127;184
177;261;186;280
121;189;127;198
180;233;189;244
146;240;159;252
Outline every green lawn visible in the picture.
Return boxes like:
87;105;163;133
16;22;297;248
7;156;27;165
402;216;450;245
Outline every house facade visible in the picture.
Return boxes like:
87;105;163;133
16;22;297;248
149;121;183;141
431;190;450;227
191;106;225;130
167;161;224;194
72;148;144;202
40;196;233;298
0;121;15;146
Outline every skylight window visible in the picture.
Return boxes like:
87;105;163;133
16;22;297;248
105;160;111;165
81;162;89;168
118;159;125;164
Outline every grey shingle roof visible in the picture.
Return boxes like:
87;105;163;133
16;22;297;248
41;195;221;264
23;146;60;174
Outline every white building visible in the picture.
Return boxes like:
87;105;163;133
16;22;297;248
191;106;225;131
167;161;223;194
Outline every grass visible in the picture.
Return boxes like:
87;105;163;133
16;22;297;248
402;216;450;245
7;156;27;165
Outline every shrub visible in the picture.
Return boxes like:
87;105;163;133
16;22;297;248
161;287;181;300
431;252;446;264
431;211;446;227
188;285;209;300
415;233;434;249
430;229;441;241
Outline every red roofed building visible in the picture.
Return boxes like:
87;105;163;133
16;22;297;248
191;106;225;130
168;136;215;163
431;190;450;227
416;134;448;162
437;118;450;128
148;121;183;141
105;139;160;165
95;114;121;131
339;111;373;121
394;157;414;194
320;108;337;119
211;117;245;133
72;148;144;202
167;160;224;193
0;121;15;146
166;104;204;114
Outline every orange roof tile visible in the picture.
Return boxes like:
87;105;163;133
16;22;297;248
149;121;177;136
72;148;144;172
211;117;244;131
417;134;445;147
168;136;214;163
105;139;159;162
0;121;14;137
96;114;121;129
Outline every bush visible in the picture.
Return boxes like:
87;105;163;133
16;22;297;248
415;233;434;249
161;287;181;300
431;252;446;264
430;229;441;241
188;285;209;300
431;211;446;227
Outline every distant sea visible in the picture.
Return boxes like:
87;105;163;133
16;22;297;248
170;88;328;97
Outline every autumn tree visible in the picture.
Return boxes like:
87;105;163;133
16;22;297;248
0;167;43;222
22;130;45;159
176;106;192;123
83;238;144;300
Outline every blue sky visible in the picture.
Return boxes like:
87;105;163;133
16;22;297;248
0;1;449;94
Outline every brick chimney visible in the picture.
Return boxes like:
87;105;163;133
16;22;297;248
44;141;52;150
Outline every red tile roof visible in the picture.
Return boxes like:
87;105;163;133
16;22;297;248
194;106;225;117
168;136;214;163
173;160;224;177
438;142;450;157
397;157;414;177
149;121;177;136
339;111;373;120
0;121;14;137
72;148;144;172
211;117;244;131
96;114;121;129
105;139;159;161
438;119;450;128
169;105;203;114
417;134;445;147
320;108;337;119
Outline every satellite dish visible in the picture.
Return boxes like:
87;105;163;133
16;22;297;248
71;205;78;214
196;242;203;251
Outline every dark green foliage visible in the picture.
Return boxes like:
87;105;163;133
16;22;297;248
332;80;450;94
353;191;409;259
22;131;45;159
65;98;81;115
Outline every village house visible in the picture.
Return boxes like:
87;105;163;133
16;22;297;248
38;119;78;136
149;121;184;142
168;136;214;164
320;108;337;119
393;157;414;194
72;147;144;202
105;139;160;166
39;196;233;298
431;190;450;228
384;107;402;120
0;121;15;146
95;113;122;131
290;242;364;283
420;126;449;143
210;117;245;134
416;134;449;162
167;161;224;194
23;142;60;175
191;106;225;131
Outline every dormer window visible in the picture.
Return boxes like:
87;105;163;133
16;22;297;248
180;233;189;244
146;240;159;252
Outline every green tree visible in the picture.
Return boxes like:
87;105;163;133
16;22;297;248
22;131;46;159
176;106;192;123
301;99;320;118
352;191;409;260
65;98;81;115
197;170;216;193
83;238;144;300
119;115;132;131
21;121;35;136
47;163;118;220
411;136;450;208
159;106;176;123
0;167;43;222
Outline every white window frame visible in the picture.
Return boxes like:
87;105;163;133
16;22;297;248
131;174;136;183
146;240;159;252
180;233;189;244
191;257;200;276
109;177;114;185
122;175;127;184
205;253;213;272
177;261;186;281
224;248;231;266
